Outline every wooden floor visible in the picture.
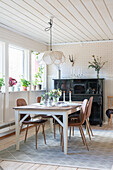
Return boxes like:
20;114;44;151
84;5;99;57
0;160;92;170
0;123;111;170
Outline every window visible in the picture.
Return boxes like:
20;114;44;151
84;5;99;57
31;52;46;90
9;46;24;82
0;42;4;77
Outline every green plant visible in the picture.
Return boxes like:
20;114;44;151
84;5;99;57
0;77;5;87
31;51;40;60
88;55;107;72
88;55;108;78
20;77;30;87
32;79;38;86
34;66;44;85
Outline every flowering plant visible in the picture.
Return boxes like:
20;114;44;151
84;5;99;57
9;77;17;87
88;55;108;78
48;89;62;99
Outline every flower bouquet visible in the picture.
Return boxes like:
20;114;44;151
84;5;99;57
48;88;62;102
88;55;108;78
9;77;17;87
9;77;17;91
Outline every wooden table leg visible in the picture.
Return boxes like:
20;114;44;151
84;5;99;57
15;110;20;150
63;112;68;154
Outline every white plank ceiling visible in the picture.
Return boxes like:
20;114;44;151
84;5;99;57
0;0;113;45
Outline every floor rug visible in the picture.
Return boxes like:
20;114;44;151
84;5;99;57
0;128;113;170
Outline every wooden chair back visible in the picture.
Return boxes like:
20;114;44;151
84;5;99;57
80;99;88;125
108;96;113;109
16;98;31;120
86;96;93;119
37;96;41;103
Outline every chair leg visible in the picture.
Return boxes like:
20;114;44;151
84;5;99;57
20;123;23;134
61;127;64;152
42;124;46;144
87;119;93;136
69;127;71;139
86;120;91;140
35;125;40;149
35;126;37;149
79;126;85;145
24;125;29;143
72;126;74;136
111;114;112;126
60;126;63;146
54;119;56;139
80;125;89;151
108;118;110;127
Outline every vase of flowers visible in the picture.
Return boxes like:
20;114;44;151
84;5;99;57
88;55;108;79
48;89;62;103
9;77;17;91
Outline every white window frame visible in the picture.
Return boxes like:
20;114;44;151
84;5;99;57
31;52;47;91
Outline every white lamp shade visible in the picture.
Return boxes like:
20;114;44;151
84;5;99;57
38;51;65;65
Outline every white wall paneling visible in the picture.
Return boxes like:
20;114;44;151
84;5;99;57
0;93;5;124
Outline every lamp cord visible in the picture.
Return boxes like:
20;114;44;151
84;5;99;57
45;19;53;51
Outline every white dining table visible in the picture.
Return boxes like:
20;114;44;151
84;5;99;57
13;102;82;155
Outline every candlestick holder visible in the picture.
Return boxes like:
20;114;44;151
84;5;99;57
69;91;72;103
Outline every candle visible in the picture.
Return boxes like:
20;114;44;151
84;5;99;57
63;91;65;102
69;91;71;102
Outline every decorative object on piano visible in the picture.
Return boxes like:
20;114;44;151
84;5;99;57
69;91;72;102
63;91;65;102
88;55;108;79
0;76;5;92
9;77;17;91
20;76;30;91
69;55;74;67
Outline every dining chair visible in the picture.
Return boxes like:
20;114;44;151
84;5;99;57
68;97;93;140
61;99;89;151
86;96;93;140
37;96;61;138
107;96;113;126
68;110;80;138
17;98;47;149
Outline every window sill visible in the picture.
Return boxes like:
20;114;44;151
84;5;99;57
9;89;46;93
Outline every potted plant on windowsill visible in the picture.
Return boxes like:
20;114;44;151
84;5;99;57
20;77;30;91
34;66;44;90
0;77;5;92
32;79;38;90
9;77;17;91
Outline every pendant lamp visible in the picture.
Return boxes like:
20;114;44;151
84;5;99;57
39;19;65;67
